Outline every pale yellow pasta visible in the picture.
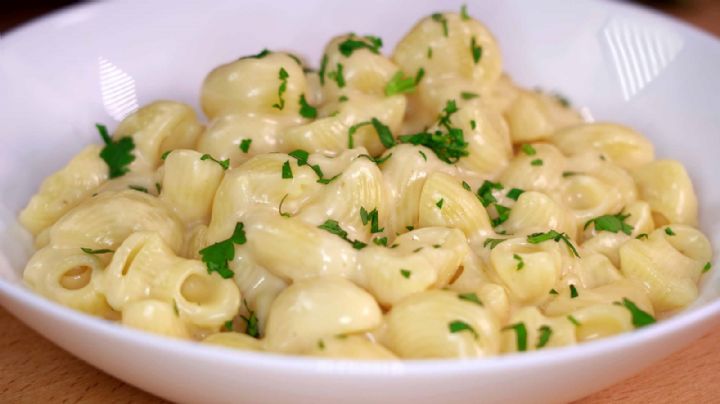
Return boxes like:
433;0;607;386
19;9;713;358
418;172;492;242
114;101;203;171
121;299;189;339
619;225;711;311
505;90;583;143
631;160;698;226
48;190;184;253
23;245;112;316
19;145;108;235
263;277;382;353
160;150;225;224
201;53;307;119
489;237;562;304
550;123;654;169
202;332;263;351
383;290;500;359
304;335;398;360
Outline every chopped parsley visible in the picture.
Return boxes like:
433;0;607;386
549;288;559;295
431;13;449;37
278;194;291;217
373;236;388;246
298;94;317;119
360;207;383;233
318;219;367;249
460;4;470;20
241;299;260;338
527;230;580;258
328;63;346;88
400;269;412;279
492;204;510;227
562;171;579;177
155;182;162;193
200;153;230;170
503;322;528;351
357;153;392;164
338;35;383;56
436;198;445;209
419;150;427;161
665;227;676;236
239;139;252;153
530;159;543;166
239;49;271;60
427;47;433;59
128;185;148;193
385;68;425;96
81;247;114;255
584;212;633;235
317;339;325;350
281;161;293;179
339;95;349;102
513;253;524;270
553;92;571;108
506;188;525;201
223;320;233;331
458;292;483;306
371;118;396;148
199;222;246;279
636;233;649;240
348;121;372;148
483;238;505;249
520;144;536;156
536;325;552;349
398;100;468;163
272;67;289;110
161;150;172;160
703;262;712;273
318;54;329;85
461;91;479;100
173;300;180;317
406;225;415;231
470;120;477;130
470;37;482;64
97;123;135;178
617;298;655;328
567;315;581;326
569;284;579;298
477;180;503;207
462;181;472;192
448;320;478;339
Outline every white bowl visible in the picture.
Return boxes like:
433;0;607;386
1;0;719;402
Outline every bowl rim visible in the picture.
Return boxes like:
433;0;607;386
1;0;720;376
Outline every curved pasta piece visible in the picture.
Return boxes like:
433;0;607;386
455;99;513;176
383;290;500;359
619;225;710;312
114;101;203;171
550;123;654;169
121;299;189;339
304;335;398;360
504;90;583;143
563;252;623;289
206;153;323;243
543;280;653;317
418;172;492;242
481;73;521;114
359;227;469;306
501;307;576;353
501;191;577;240
23;245;112;316
263;277;382;353
202;332;263;351
498;143;565;193
489;237;562;304
631;160;698;226
160;150;225;224
282;93;406;155
296;157;385;244
101;232;240;328
48;190;184;253
242;211;360;282
20;145;108;235
201;53;307;118
568;304;634;342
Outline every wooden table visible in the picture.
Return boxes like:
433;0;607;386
2;1;720;403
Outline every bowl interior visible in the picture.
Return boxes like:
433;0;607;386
1;0;719;337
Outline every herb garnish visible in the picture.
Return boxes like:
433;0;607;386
400;269;412;279
385;68;425;96
239;139;252;153
97;123;135;178
272;67;289;110
299;94;318;119
527;230;580;258
200;154;230;170
477;180;503;207
536;325;552;348
81;247;114;255
513;253;524;270
241;299;260;338
338;35;383;56
398;100;468;163
570;284;579;298
360;207;384;233
470;37;482;64
199;222;246;279
328;63;346;88
431;13;449;37
616;298;655;328
504;322;528;351
520;144;536;156
318;219;367;249
458;292;483;306
584;212;633;235
448;320;478;339
506;188;525;201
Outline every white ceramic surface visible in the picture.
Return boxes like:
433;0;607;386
1;0;720;403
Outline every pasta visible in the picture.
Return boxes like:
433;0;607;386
18;7;713;360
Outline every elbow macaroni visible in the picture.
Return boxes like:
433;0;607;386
19;8;712;359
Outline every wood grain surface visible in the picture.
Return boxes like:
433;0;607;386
1;1;719;403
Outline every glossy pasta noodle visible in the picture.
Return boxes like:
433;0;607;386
18;7;713;359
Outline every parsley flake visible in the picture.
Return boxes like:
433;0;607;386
398;100;468;163
419;150;427;161
636;233;649;240
371;118;396;148
584;212;633;235
281;161;293;179
570;284;579;298
347;121;372;148
199;222;246;279
360;207;383;233
431;13;449;37
81;247;114;255
536;325;552;348
128;185;148;193
318;54;329;85
567;315;582;326
338;35;383;57
278;194;291;217
477;180;503;207
665;227;676;236
521;144;537;156
223;319;233;331
513;253;524;270
328;63;346;88
562;171;580;177
618;298;655;328
527;230;580;258
318;219;367;249
299;94;318;119
458;292;483;306
436;198;445;209
503;322;528;351
448;320;478;339
241;299;260;338
373;237;388;246
239;49;271;60
549;288;559;295
506;188;525;201
97;123;135;178
272;67;289;110
703;262;712;273
470;37;482;64
200;154;230;170
462;181;472;192
239;139;252;153
400;269;412;279
461;91;479;100
460;4;470;20
492;204;510;227
530;159;543;166
385;68;425;96
483;238;505;249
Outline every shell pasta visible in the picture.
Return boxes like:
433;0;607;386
19;7;713;359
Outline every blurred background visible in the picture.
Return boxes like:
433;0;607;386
1;0;719;36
